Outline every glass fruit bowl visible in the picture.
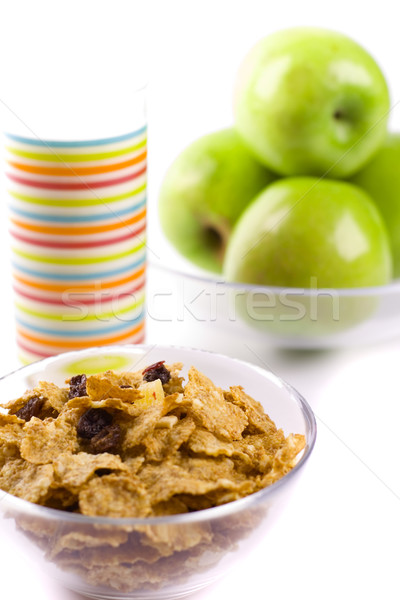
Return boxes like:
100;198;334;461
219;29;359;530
0;344;316;600
148;241;400;348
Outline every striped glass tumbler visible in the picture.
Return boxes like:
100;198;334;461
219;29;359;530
5;121;147;364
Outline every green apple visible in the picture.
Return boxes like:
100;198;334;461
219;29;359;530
223;178;392;336
158;128;276;273
351;133;400;277
234;28;390;178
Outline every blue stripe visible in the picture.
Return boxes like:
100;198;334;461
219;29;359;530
12;254;146;281
16;309;145;337
9;197;146;223
5;125;147;148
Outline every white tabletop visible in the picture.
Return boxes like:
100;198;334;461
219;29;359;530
0;1;399;598
0;264;399;600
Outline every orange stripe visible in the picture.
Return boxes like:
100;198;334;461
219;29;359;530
13;266;146;293
8;151;147;177
17;321;145;350
11;207;146;236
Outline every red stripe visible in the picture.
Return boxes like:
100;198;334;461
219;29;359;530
13;280;145;306
9;223;146;249
7;166;146;190
17;331;146;358
17;339;53;359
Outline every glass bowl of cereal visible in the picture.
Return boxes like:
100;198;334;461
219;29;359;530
0;345;316;599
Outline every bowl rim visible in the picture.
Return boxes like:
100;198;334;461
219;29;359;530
150;259;400;297
0;344;317;526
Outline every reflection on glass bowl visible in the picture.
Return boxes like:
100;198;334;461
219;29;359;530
149;246;400;348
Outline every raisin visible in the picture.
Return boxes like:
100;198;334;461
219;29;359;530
119;384;133;389
142;361;171;384
15;396;44;421
77;408;113;439
95;468;113;476
69;374;87;399
89;424;122;454
65;502;80;513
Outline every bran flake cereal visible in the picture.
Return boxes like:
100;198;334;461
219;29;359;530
0;361;306;592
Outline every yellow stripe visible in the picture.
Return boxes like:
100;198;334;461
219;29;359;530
15;294;145;321
12;240;145;265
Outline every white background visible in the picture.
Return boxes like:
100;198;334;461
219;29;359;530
0;1;399;599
